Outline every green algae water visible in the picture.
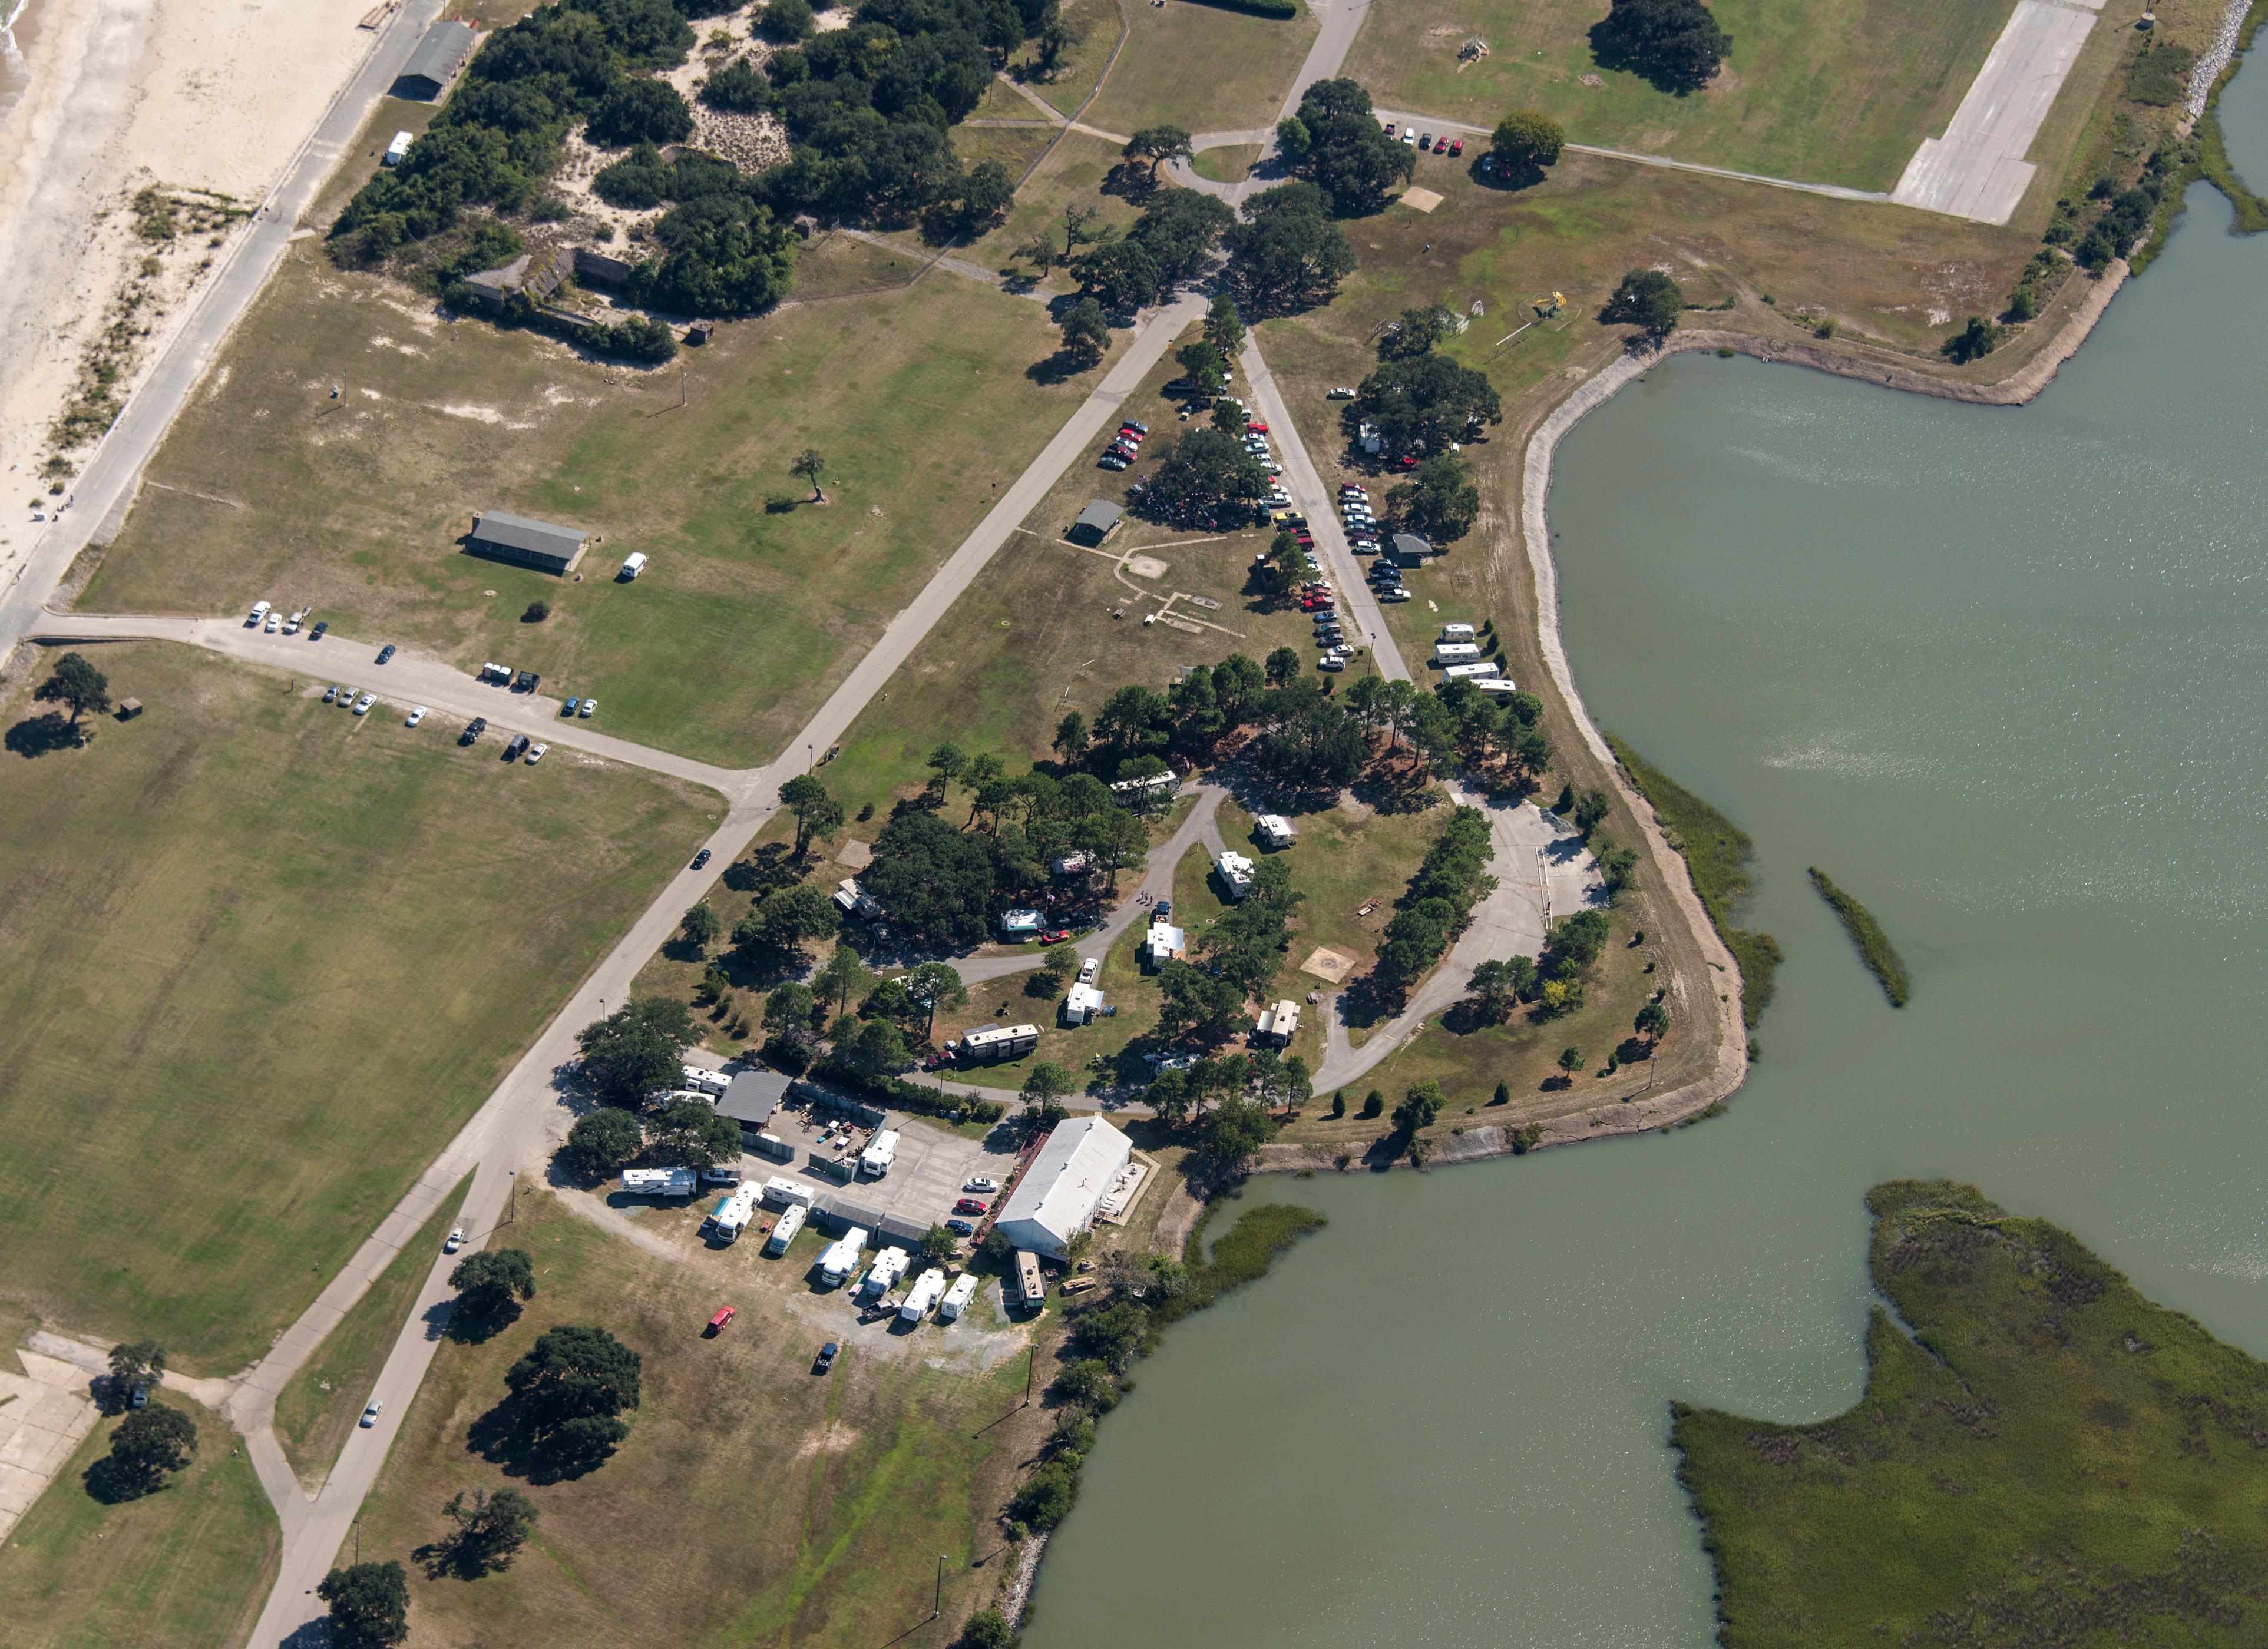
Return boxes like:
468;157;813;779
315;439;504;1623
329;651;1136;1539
1019;74;2268;1649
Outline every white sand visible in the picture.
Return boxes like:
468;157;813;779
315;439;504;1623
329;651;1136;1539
0;0;379;525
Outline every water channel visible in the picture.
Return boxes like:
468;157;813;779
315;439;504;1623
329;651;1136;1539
1020;60;2268;1649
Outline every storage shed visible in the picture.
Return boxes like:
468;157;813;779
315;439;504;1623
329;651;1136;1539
1069;500;1125;546
1391;532;1435;567
468;510;589;575
395;19;475;99
993;1116;1133;1260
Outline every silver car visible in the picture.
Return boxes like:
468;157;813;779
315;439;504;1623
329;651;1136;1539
352;693;376;716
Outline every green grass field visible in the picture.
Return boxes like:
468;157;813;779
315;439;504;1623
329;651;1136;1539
0;1402;278;1649
78;234;1096;769
1082;0;1318;136
355;1189;1042;1647
1675;1180;2268;1647
0;645;709;1370
1341;0;2021;191
274;1178;470;1488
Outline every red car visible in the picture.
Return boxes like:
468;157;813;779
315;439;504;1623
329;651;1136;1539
707;1306;736;1334
954;1197;990;1216
1449;137;1464;157
1246;420;1268;434
1040;928;1073;944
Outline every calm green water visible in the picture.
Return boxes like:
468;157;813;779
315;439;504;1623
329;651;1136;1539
1019;69;2268;1649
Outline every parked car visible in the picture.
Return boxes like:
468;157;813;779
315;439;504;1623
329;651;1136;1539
1379;588;1412;602
1383;121;1397;135
406;706;425;727
563;697;580;716
360;1398;383;1428
945;1218;976;1237
707;1305;736;1334
525;742;546;764
814;1341;840;1374
1328;386;1357;399
966;1176;1001;1193
445;1226;464;1253
322;684;339;703
1449;137;1464;157
376;644;396;663
514;670;538;693
578;698;596;718
264;610;280;633
1121;419;1148;435
461;716;487;746
692;848;712;870
1403;130;1417;145
1040;927;1073;944
502;733;530;761
954;1197;989;1216
1417;133;1432;150
310;620;328;639
1099;455;1129;471
352;693;375;716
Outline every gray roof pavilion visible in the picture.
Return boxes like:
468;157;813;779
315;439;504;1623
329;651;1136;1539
396;20;475;99
717;1070;794;1134
468;510;589;574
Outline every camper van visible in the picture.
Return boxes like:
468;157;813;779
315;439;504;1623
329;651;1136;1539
762;1201;806;1255
817;1227;870;1287
761;1176;816;1208
620;551;649;580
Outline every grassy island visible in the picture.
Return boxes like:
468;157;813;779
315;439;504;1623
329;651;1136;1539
1673;1180;2268;1648
1606;735;1782;1028
1808;867;1911;1006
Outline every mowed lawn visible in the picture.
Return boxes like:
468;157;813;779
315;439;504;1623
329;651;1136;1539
1341;0;2019;190
1083;0;1318;136
0;646;710;1371
0;1401;278;1649
78;239;1093;769
356;1190;1040;1648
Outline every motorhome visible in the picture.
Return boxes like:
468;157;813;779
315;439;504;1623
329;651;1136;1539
860;1246;911;1299
620;1167;697;1198
858;1129;900;1179
706;1182;761;1243
899;1267;949;1322
960;1023;1040;1063
1014;1250;1045;1309
762;1202;806;1255
817;1227;870;1287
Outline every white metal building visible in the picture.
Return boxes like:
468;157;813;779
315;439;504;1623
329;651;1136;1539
993;1116;1133;1260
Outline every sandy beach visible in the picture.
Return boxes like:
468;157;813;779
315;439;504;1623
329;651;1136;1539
0;0;381;560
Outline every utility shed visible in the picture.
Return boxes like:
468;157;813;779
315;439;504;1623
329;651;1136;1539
395;19;475;99
993;1116;1132;1260
717;1070;793;1138
469;510;589;574
1069;501;1124;546
1391;532;1434;567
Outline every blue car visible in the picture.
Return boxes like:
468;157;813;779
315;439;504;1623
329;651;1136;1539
945;1218;976;1236
563;697;580;717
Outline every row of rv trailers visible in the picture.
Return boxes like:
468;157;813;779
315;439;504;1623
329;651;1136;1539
1433;623;1518;693
677;1172;983;1325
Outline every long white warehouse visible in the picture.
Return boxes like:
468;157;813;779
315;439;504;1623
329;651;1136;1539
991;1115;1132;1260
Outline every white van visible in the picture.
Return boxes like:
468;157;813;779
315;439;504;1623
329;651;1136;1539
247;600;270;625
383;130;413;166
620;551;649;580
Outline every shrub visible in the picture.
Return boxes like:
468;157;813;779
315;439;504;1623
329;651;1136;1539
587;78;694;147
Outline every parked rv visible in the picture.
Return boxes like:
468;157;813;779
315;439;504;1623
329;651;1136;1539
763;1202;806;1255
817;1227;870;1287
860;1246;911;1299
938;1272;980;1322
900;1267;949;1322
859;1128;900;1179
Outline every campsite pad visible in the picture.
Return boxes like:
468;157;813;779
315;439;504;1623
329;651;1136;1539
1301;945;1358;983
837;838;874;869
1400;187;1443;213
1124;554;1168;578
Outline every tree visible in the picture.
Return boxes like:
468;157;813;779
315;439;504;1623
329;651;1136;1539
588;78;694;147
904;961;968;1039
1076;237;1165;312
736;882;840;960
1942;316;1999;363
1175;338;1229;397
1378;304;1457;360
1223;183;1355;316
813;945;875;1018
1573;786;1612;837
449;1249;536;1318
1466;956;1535;1023
1156;959;1246;1043
1122;124;1192;180
1063;201;1110;260
318;1561;411;1648
1393;1080;1443;1135
834;1013;911;1079
1039;942;1079;988
630;194;795;316
1059;296;1110;369
702;55;772;114
1050;1357;1122;1412
955;1609;1017;1649
1558;1045;1585;1080
1203;292;1245;358
36;653;110;726
792;448;828;502
918;1223;960;1267
1198;1094;1278;1169
780;774;846;859
1635;1001;1671;1045
1143;427;1269;515
1069;1298;1149;1369
1589;0;1731;92
1387;453;1481;543
679;902;722;954
104;1340;166;1412
1053;710;1089;763
765;979;820;1048
1285;77;1413;214
759;0;816;38
506;1323;642;1431
576;998;694;1107
441;1485;539;1574
1349;351;1502;458
1021;1061;1075;1108
646;1095;741;1170
563;1107;643;1178
1490;109;1565;181
103;1401;197;1494
523;599;550;622
1264;645;1302;687
864;809;997;951
939;158;1016;237
1600;267;1685;337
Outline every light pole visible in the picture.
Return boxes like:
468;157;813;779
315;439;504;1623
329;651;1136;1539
353;1516;361;1565
933;1552;945;1619
807;743;814;773
505;1167;517;1226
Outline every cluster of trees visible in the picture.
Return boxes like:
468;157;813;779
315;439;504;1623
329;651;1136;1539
1152;856;1304;1044
1071;188;1235;312
2074;177;2163;270
1272;78;1413;216
319;1561;411;1648
447;1247;538;1342
1348;670;1553;789
564;1087;740;1176
1566;783;1639;902
1142;425;1270;516
500;1322;643;1469
1600;267;1685;339
1222;181;1357;316
1371;807;1496;992
1531;907;1611;1017
1588;0;1731;93
560;996;738;1174
861;769;1152;951
1388;452;1481;543
1146;1051;1310;1153
1345;347;1502;461
101;1339;164;1413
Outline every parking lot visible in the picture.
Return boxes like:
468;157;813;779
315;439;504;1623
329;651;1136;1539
755;1092;1020;1231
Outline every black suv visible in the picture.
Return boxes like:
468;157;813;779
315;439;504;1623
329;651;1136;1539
514;670;539;693
502;733;531;761
460;717;487;746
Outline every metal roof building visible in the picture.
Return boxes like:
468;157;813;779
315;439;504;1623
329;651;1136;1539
993;1116;1132;1260
1069;500;1124;545
395;20;476;100
717;1070;794;1137
468;510;589;574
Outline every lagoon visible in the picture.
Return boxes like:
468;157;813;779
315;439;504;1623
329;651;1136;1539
1019;62;2268;1649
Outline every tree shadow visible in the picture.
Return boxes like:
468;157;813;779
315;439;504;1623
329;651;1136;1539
1100;161;1161;204
1026;349;1096;387
444;1296;523;1346
1583;24;1712;95
81;1454;163;1505
465;1397;620;1486
412;1531;511;1582
6;713;79;758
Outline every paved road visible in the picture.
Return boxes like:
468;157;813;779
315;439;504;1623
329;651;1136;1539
0;0;445;664
233;288;1212;1646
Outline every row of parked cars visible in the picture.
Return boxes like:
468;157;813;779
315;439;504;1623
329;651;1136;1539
1097;417;1149;471
1381;120;1464;158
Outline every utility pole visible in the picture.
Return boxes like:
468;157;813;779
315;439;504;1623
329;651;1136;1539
353;1516;361;1565
505;1167;517;1226
1023;1347;1034;1407
933;1552;945;1618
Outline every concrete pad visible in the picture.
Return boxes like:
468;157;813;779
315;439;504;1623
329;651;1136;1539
1124;554;1168;578
1301;945;1358;982
1892;0;2098;224
0;1350;100;1541
1400;187;1443;212
836;837;874;869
